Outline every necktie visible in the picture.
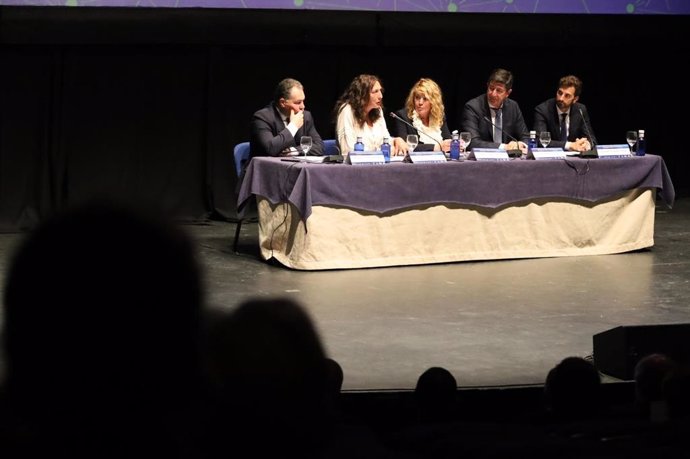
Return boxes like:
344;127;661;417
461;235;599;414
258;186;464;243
493;109;502;144
560;113;568;142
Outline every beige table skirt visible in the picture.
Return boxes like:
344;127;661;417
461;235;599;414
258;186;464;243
257;188;656;270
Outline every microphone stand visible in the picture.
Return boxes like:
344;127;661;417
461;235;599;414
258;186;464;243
578;107;598;158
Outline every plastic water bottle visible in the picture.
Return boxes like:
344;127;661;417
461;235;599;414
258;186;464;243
381;137;391;163
636;130;646;156
450;130;460;160
528;130;537;153
354;136;365;152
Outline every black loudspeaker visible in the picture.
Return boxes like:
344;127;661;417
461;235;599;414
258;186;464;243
593;324;690;380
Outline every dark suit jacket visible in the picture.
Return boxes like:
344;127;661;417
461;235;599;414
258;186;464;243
533;99;597;149
249;104;324;157
390;108;452;151
460;94;530;149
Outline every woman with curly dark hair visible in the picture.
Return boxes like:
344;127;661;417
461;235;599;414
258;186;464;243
333;74;407;156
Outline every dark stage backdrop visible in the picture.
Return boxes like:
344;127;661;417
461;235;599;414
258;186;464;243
1;7;689;231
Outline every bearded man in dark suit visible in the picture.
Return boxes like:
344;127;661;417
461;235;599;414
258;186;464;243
533;75;596;153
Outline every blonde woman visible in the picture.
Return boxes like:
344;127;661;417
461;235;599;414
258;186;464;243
391;78;452;152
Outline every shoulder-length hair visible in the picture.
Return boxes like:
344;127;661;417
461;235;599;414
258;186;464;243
405;78;445;129
333;74;383;126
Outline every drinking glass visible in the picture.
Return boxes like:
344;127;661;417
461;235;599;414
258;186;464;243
539;131;551;148
300;136;312;156
626;130;638;153
459;131;471;157
406;134;418;153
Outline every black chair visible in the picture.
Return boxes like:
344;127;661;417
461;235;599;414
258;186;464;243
233;142;252;253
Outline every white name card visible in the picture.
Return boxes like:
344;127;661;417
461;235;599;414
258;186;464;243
530;148;566;160
468;148;510;162
292;155;327;163
596;144;633;159
347;151;386;165
409;151;447;164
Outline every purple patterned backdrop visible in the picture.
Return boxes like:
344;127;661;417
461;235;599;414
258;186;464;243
1;0;689;15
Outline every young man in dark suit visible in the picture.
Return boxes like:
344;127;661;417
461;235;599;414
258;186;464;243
533;75;596;153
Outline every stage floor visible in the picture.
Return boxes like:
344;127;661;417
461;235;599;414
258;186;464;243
1;197;689;392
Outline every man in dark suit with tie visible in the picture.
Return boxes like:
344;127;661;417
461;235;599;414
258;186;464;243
460;68;530;154
250;78;324;157
533;75;597;153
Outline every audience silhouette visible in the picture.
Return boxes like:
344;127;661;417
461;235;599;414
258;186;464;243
634;353;677;422
543;356;602;421
2;199;688;458
0;199;203;458
323;357;345;418
202;297;331;458
414;366;458;423
324;356;345;395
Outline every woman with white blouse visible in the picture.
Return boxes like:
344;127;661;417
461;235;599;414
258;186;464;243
333;74;408;156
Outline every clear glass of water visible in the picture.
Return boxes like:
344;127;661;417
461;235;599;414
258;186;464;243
300;136;312;156
406;134;418;153
626;130;638;153
459;131;471;157
539;131;551;148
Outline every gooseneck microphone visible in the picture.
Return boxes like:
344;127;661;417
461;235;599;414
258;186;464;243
389;112;445;152
482;115;523;158
578;107;598;158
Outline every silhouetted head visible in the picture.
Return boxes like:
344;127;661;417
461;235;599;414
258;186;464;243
415;366;457;422
205;297;327;404
544;357;601;420
203;297;329;457
634;353;676;405
3;199;203;414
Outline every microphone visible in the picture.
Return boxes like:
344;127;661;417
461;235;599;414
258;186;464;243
578;107;598;158
389;112;445;152
482;115;523;158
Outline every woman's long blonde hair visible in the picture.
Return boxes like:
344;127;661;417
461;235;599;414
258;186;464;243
405;78;445;129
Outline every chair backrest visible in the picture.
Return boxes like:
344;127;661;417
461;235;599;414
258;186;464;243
323;139;340;156
233;142;251;178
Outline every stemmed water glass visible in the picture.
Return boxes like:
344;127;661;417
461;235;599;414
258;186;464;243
459;131;471;158
626;130;638;153
406;134;418;154
539;131;551;148
300;136;312;157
